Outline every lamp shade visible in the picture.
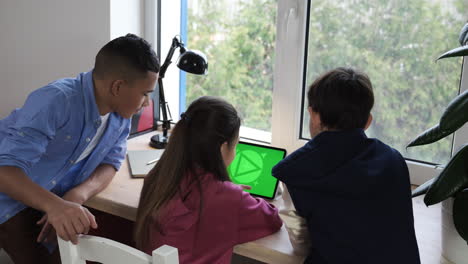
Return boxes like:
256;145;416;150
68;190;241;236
177;50;208;75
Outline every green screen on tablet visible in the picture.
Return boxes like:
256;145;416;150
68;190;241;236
227;142;286;199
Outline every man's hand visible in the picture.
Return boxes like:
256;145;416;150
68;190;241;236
36;189;89;243
36;164;116;244
42;199;97;244
36;215;54;243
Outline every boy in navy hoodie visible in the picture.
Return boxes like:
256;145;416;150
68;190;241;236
272;67;420;264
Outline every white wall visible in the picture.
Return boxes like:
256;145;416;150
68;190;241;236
160;1;182;120
0;0;111;118
110;0;144;39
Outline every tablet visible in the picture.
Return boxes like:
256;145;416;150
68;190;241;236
227;141;286;199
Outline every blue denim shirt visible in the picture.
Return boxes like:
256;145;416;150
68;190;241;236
0;70;131;224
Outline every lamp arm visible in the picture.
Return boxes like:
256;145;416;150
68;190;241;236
159;37;185;78
157;36;185;138
150;36;189;148
158;77;171;137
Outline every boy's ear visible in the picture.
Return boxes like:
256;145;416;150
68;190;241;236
308;107;321;126
364;113;373;130
110;80;125;96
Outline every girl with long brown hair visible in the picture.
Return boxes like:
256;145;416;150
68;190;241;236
134;96;282;264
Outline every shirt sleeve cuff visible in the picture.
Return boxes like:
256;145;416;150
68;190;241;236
100;160;123;171
0;158;30;176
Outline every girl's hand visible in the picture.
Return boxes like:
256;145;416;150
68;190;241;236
239;184;252;190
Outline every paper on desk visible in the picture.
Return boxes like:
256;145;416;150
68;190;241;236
127;149;164;178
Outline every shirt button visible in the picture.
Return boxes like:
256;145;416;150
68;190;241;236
6;214;10;218
52;180;57;185
69;160;74;164
66;135;72;140
86;137;91;142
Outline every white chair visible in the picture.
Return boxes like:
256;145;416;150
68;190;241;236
57;235;179;264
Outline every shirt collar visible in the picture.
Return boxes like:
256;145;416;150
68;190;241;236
81;70;103;127
308;128;368;148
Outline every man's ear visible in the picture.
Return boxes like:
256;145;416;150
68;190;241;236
110;80;125;96
364;113;373;130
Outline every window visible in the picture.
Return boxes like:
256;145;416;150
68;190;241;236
160;0;278;142
272;0;467;184
300;0;465;165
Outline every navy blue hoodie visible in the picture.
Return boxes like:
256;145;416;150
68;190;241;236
272;129;420;264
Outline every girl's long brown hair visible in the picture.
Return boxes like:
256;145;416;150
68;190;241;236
134;96;241;249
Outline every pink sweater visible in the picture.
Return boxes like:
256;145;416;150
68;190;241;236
143;173;283;264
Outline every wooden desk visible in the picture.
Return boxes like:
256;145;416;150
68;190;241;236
85;131;306;264
85;131;454;264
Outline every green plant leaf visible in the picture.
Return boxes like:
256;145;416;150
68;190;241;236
453;189;468;242
437;45;468;60
460;23;468;46
439;90;468;132
406;124;453;147
412;177;435;198
424;144;468;206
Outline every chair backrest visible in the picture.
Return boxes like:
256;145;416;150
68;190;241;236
57;235;179;264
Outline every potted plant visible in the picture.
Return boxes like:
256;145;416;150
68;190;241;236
410;22;468;263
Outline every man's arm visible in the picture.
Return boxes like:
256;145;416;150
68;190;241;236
36;164;116;243
66;119;130;203
0;166;97;244
62;164;116;205
0;87;99;244
36;120;128;244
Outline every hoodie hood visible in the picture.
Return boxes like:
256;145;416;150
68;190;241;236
273;129;401;197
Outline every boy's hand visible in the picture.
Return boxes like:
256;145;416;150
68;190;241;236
279;209;311;255
44;199;97;244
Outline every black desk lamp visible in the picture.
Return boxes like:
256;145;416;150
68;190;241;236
150;36;208;149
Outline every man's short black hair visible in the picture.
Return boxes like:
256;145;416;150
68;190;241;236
94;33;160;81
307;67;374;130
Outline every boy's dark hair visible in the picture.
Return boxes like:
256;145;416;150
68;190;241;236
307;67;374;130
94;33;160;81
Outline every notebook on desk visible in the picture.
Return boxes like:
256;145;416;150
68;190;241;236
227;142;286;199
127;149;164;178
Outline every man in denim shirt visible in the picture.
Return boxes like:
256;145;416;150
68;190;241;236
0;34;159;263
